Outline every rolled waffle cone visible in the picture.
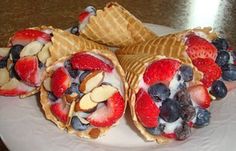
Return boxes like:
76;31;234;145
40;31;128;139
79;2;156;47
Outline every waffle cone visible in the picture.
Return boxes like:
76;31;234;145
79;2;156;47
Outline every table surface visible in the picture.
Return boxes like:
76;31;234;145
0;0;236;150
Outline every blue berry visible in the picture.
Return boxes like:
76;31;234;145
194;107;210;128
212;38;229;51
48;91;58;102
148;83;170;101
70;25;79;35
65;83;80;94
222;64;236;81
215;51;230;66
0;56;8;68
10;45;24;63
179;65;193;82
145;123;165;136
38;60;44;68
160;98;181;123
180;105;196;122
9;65;21;80
174;89;192;106
79;71;91;83
71;116;89;131
174;122;191;140
210;80;227;99
64;60;80;78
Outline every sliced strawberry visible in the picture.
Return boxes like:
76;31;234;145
9;29;51;46
78;11;90;23
186;34;217;60
135;88;159;128
193;58;222;87
70;52;113;72
50;100;69;124
162;133;176;139
143;59;181;85
87;92;125;127
51;67;71;98
188;84;211;108
14;56;40;86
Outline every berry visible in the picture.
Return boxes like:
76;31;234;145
212;37;229;51
71;116;89;131
70;25;79;35
222;64;236;81
215;51;230;66
145;123;165;136
174;122;191;140
210;80;227;99
193;58;222;87
143;59;181;85
174;89;192;107
48;91;58;102
194;107;210;128
180;105;196;122
9;65;21;80
64;60;80;78
0;56;8;68
79;71;91;83
186;34;217;60
78;11;90;23
10;44;24;63
148;83;170;101
50;101;69;124
160;98;181;123
87;92;125;127
70;53;113;72
179;65;193;82
135;88;160;127
65;82;80;94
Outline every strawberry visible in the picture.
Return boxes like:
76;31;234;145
188;84;211;108
135;88;160;128
87;92;125;127
193;58;222;87
14;56;40;86
186;34;217;61
78;11;90;23
162;133;176;139
70;52;113;72
50;101;69;124
9;29;51;46
51;67;71;98
143;59;181;85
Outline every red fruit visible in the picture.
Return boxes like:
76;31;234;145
162;133;176;139
87;92;125;127
51;67;71;98
9;29;51;46
70;52;113;72
78;11;90;23
186;34;217;60
143;59;181;85
188;84;211;108
135;88;160;128
193;58;222;87
15;56;40;86
50;101;69;124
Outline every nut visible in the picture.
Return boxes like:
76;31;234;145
90;85;117;103
0;68;10;86
0;48;10;57
89;128;101;139
37;42;51;63
78;93;98;111
20;41;43;57
64;93;78;104
43;77;51;91
79;71;104;93
78;116;90;124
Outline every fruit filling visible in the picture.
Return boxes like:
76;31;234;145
44;52;125;132
135;58;211;140
78;6;96;31
0;29;52;96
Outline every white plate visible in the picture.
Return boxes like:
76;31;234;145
1;24;236;151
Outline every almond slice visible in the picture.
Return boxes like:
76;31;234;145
78;93;98;111
37;42;51;63
0;48;10;57
0;68;10;86
78;116;90;125
79;71;104;93
64;93;78;104
20;41;43;57
66;100;76;126
90;85;117;103
43;77;51;91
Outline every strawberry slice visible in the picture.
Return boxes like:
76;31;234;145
87;92;125;127
78;11;90;23
193;58;222;87
186;34;217;60
9;29;51;46
70;52;113;72
162;133;176;139
50;100;69;123
51;67;71;98
14;56;40;86
188;84;211;108
135;88;160;128
143;59;181;85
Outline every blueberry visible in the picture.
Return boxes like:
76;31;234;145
180;105;196;122
231;51;236;61
65;83;80;94
48;91;57;102
215;51;230;66
221;64;236;81
9;65;21;80
194;107;210;128
212;38;229;51
0;56;8;68
160;98;181;123
64;60;80;78
177;82;187;91
179;65;193;82
174;89;192;107
148;83;170;102
71;116;89;131
174;122;191;140
210;80;227;99
38;60;44;68
79;71;91;83
145;123;165;136
70;25;79;35
10;45;24;63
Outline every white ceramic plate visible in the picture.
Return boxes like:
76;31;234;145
1;24;236;151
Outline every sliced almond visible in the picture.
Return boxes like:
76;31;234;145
79;71;104;93
66;100;76;126
0;48;10;57
37;42;51;63
43;77;51;91
90;85;117;103
64;93;78;104
0;68;10;86
78;116;90;125
20;41;43;57
78;93;98;111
